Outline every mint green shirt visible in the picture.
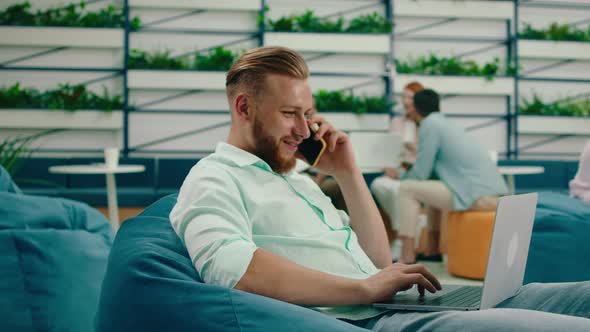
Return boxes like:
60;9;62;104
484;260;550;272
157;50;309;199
170;142;385;320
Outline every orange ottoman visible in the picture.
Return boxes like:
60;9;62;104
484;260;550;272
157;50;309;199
447;210;495;280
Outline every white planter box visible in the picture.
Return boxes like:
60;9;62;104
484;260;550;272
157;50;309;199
394;74;514;96
518;40;590;61
0;27;124;48
0;109;123;130
129;0;260;11
265;32;390;55
395;0;513;20
127;70;226;90
518;116;590;135
322;113;389;131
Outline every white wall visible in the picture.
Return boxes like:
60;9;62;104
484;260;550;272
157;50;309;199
0;0;588;159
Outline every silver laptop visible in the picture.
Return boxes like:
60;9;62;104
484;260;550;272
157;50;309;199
374;193;538;312
349;132;403;173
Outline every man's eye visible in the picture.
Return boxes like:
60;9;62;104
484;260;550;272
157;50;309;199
304;113;312;120
283;112;295;117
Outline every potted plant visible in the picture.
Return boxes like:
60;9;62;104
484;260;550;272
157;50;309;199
519;23;590;61
127;47;238;90
264;9;391;54
314;89;392;131
394;54;515;95
0;82;124;130
518;94;590;135
0;1;141;48
0;129;62;176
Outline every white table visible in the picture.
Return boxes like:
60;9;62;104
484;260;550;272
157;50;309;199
49;164;145;230
498;166;545;194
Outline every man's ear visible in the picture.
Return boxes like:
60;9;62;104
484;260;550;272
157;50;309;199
234;93;252;120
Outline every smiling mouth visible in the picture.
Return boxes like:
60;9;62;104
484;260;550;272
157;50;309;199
283;140;300;152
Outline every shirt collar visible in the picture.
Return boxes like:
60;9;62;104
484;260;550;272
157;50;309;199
214;142;301;176
214;142;272;171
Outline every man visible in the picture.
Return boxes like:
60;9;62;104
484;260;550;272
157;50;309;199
384;89;508;264
170;46;589;331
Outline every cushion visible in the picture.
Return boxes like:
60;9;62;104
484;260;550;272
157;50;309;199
0;165;22;194
524;192;590;283
96;194;370;332
447;211;496;280
0;192;113;332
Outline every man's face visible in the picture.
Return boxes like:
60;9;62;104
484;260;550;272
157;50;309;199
402;89;419;122
250;74;313;173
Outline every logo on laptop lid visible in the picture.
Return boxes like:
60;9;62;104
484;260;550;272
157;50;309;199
507;233;518;268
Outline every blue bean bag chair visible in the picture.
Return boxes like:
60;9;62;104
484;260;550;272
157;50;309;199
524;192;590;284
95;194;370;332
0;166;114;332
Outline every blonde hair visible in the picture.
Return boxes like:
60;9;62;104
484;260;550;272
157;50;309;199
226;46;309;100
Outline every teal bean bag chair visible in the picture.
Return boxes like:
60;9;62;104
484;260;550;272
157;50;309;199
524;192;590;283
0;166;114;331
95;194;371;332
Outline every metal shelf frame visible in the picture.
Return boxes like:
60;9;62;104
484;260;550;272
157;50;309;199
3;0;589;159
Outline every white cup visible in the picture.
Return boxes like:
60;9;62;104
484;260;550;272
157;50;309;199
104;147;119;169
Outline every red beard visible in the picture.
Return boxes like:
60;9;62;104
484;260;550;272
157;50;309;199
252;117;296;174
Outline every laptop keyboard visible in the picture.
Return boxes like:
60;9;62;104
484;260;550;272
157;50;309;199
423;285;482;307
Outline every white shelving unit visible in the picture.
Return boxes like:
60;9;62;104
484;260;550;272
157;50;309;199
0;26;124;48
265;32;390;55
0;109;123;130
128;0;260;11
394;74;514;96
127;70;226;90
323;113;389;131
519;40;590;61
518;115;590;136
394;0;513;20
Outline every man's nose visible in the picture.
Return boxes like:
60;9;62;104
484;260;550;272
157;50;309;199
295;115;310;139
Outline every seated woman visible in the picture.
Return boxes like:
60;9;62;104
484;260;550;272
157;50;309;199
570;139;590;204
370;81;424;256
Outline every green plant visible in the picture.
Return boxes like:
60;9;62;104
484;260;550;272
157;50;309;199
520;93;590;117
194;47;237;70
0;1;141;29
128;49;188;70
520;22;590;42
346;12;392;33
394;54;513;79
128;47;238;71
0;129;62;175
314;90;392;114
0;82;123;111
267;10;391;34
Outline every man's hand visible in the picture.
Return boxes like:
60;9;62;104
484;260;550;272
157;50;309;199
361;263;442;303
307;116;357;179
383;167;400;179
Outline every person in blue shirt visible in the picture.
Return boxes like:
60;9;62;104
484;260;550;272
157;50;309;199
170;46;589;331
382;89;508;264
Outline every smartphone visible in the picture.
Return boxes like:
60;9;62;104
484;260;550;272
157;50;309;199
298;123;327;167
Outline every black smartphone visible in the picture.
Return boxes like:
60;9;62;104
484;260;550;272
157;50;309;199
298;124;327;167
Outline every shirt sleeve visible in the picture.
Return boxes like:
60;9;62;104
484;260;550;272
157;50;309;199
401;122;440;181
169;164;257;289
